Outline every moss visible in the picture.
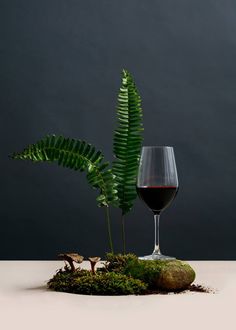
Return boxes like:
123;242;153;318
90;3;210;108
73;273;147;295
48;268;147;295
105;253;138;273
123;259;166;288
47;268;89;293
105;254;174;288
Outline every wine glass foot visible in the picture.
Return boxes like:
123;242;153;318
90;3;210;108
139;253;176;261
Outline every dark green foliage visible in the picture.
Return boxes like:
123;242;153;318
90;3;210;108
48;268;147;295
112;70;143;214
11;135;117;207
105;253;138;273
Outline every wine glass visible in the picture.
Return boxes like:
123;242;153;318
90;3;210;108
137;146;179;260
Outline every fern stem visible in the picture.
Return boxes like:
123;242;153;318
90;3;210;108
105;206;114;254
121;213;126;254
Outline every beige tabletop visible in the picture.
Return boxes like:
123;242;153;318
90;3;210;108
0;261;235;330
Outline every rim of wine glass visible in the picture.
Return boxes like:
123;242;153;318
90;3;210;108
142;146;174;149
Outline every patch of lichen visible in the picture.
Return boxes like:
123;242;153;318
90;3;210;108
48;267;147;295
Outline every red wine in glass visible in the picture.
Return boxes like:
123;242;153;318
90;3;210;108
137;186;178;214
137;146;179;260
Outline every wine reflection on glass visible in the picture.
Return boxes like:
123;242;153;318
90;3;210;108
137;146;179;260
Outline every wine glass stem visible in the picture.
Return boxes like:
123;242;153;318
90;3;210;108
153;213;161;255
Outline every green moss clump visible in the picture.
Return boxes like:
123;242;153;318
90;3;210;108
123;259;166;288
105;254;173;288
105;253;138;272
48;268;147;295
73;272;147;295
47;269;89;292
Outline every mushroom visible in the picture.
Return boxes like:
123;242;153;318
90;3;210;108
88;257;101;274
58;253;84;271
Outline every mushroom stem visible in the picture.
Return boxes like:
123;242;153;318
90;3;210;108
88;257;101;274
68;260;75;272
90;262;96;274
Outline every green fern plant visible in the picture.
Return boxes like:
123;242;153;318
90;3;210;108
11;69;143;255
112;70;143;253
12;135;117;253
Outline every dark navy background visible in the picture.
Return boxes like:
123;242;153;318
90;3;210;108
1;0;235;259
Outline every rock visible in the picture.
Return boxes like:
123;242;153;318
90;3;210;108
155;260;195;291
124;259;195;291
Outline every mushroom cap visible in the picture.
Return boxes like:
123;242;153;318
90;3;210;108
58;253;84;264
88;257;101;263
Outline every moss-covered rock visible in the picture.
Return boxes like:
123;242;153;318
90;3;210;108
48;268;147;295
155;260;195;290
124;259;195;291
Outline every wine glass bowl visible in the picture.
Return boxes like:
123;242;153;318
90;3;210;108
137;146;179;260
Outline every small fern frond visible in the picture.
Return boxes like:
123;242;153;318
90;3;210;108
12;135;118;207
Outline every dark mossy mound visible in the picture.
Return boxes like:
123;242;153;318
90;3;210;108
48;268;147;295
48;254;196;295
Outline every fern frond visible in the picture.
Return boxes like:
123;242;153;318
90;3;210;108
12;135;118;207
112;70;143;214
